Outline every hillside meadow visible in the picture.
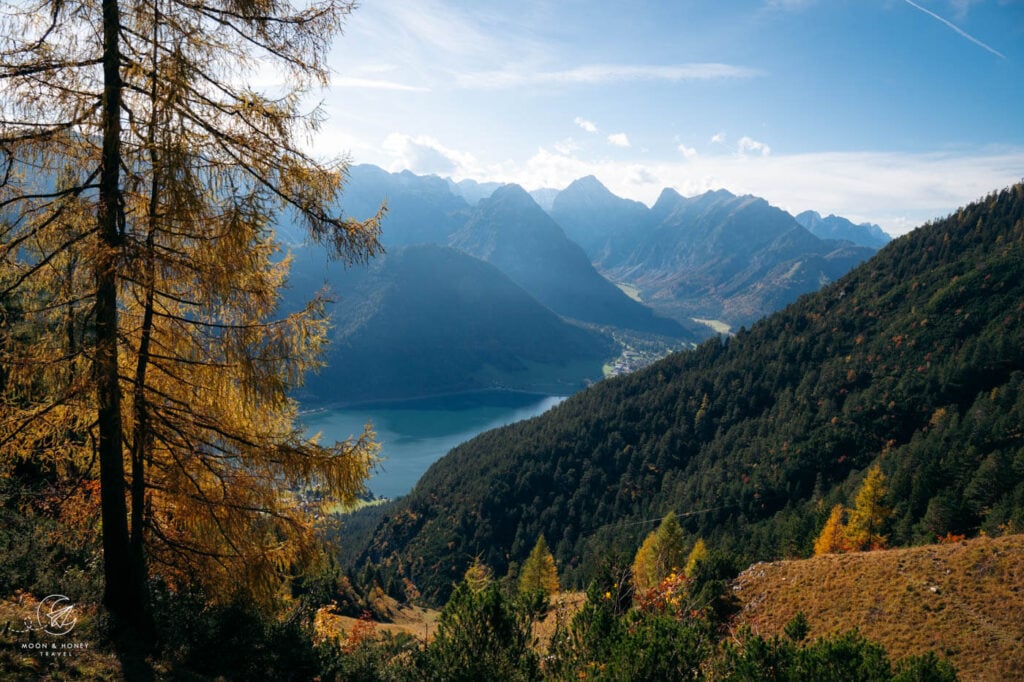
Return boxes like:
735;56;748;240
732;533;1024;681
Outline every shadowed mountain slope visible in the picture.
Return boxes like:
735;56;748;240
293;244;616;406
450;184;685;337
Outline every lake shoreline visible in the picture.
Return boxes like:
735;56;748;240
298;387;571;415
299;392;568;499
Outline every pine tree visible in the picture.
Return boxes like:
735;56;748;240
518;534;559;596
0;0;381;630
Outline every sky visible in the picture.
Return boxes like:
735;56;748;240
312;0;1024;236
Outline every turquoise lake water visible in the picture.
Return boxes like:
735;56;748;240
300;392;565;499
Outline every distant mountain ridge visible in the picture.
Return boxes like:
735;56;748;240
341;165;885;332
550;178;880;328
451;184;684;337
795;210;891;249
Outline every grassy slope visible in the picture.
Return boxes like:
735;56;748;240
731;533;1024;681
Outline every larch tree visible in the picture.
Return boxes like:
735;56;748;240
518;534;559;597
813;503;849;556
0;0;381;632
845;464;892;551
631;512;686;593
683;537;707;578
463;556;494;594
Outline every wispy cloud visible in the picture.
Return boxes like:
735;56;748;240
765;0;817;9
574;117;599;133
457;63;760;89
738;136;772;156
902;0;1007;59
333;76;430;92
678;143;698;159
369;1;504;60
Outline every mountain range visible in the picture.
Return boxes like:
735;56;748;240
286;164;888;405
353;183;1024;605
551;176;882;328
795;210;892;248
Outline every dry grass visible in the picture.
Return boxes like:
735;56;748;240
730;533;1024;681
315;600;440;645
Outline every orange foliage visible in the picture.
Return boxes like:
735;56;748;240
343;611;379;654
813;504;852;555
938;532;966;544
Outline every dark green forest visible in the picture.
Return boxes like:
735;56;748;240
356;183;1024;605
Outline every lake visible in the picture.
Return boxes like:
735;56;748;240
300;392;566;499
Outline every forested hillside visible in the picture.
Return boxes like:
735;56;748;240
358;184;1024;605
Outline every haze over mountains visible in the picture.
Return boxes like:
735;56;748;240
551;176;882;327
288;164;889;405
293;244;615;405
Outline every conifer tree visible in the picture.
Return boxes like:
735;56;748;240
845;464;892;550
518;534;559;596
813;504;849;555
0;0;381;631
464;556;494;594
683;537;708;578
631;512;686;593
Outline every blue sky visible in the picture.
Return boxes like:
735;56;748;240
315;0;1024;235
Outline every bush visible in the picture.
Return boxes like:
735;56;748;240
151;588;320;680
420;581;539;682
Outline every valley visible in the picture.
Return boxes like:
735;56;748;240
287;164;887;408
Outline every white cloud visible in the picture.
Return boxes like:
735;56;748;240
574;117;599;133
738;136;772;156
678;143;698;159
710;132;727;145
554;137;581;155
381;133;479;176
607;133;631;148
457;62;760;89
360;130;1024;239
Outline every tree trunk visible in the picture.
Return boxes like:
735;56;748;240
97;0;148;632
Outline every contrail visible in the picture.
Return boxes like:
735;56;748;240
903;0;1007;60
